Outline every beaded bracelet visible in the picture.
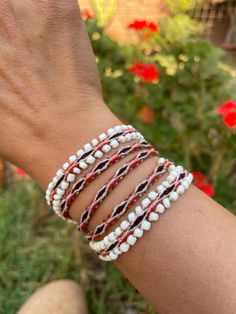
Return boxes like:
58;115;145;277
59;140;152;220
78;148;158;232
46;124;138;206
98;171;193;261
86;159;172;241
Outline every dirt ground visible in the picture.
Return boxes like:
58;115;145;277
78;0;169;43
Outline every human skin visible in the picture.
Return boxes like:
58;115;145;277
0;1;236;313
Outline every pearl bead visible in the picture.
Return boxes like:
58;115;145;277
176;185;185;194
54;194;62;200
69;155;77;163
109;252;118;260
182;180;189;189
104;236;111;246
135;206;144;216
114;247;121;255
79;161;88;169
158;157;166;165
125;133;132;141
149;212;159;221
170;191;179;201
168;164;175;171
107;128;115;135
56;169;64;177
84;143;92;152
141;198;151;209
121;220;130;230
163;198;171;208
148;191;158;200
115;227;122;236
120;243;130;253
53;200;60;206
141;220;151;231
167;175;175;183
76;149;84;158
187;173;193;183
48;182;55;190
57;188;65;196
86;156;96;165
52;176;58;183
172;171;179;178
102;145;111;153
94;150;103;158
114;125;122;131
127;235;137;246
63;162;70;170
67;173;76;182
176;165;184;172
156;185;165;194
156;204;165;214
128;212;137;223
73;167;81;174
61;181;69;190
108;232;116;242
133;228;143;238
91;138;99;146
162;181;170;188
110;140;119;148
99;133;107;140
118;135;126;143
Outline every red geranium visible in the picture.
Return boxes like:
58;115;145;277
129;62;159;83
216;100;236;129
193;172;215;197
128;20;159;33
16;168;27;177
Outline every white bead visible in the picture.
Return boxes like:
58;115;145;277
149;212;159;221
54;194;62;200
167;175;175;183
110;140;119;148
107;128;115;136
148;191;158;200
158;157;166;165
162;181;170;188
109;252;118;260
141;198;151;209
89;242;94;249
135;206;144;216
121;125;126;130
187;173;193;183
130;133;136;140
48;182;55;190
56;169;64;177
133;228;143;238
114;247;121;255
176;165;184;172
128;212;137;223
182;180;189;189
61;181;69;190
115;227;122;236
69;155;77;163
120;243;130;253
94;150;103;158
114;125;122;132
156;204;165;214
141;220;151;231
52;176;58;183
121;220;130;230
86;156;96;165
168;164;175;171
176;185;185;195
170;191;179;201
76;149;84;158
118;135;126;143
128;124;133;129
104;236;111;246
53;200;60;206
102;144;111;153
79;161;88;169
127;235;137;246
172;171;179;178
91;138;99;146
73;167;81;174
67;173;76;182
63;162;70;170
108;232;116;242
163;198;171;208
84;143;92;152
125;133;132;141
156;185;165;194
99;133;107;140
57;188;65;196
100;242;106;250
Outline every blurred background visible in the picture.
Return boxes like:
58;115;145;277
0;0;235;313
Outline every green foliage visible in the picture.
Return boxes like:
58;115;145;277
0;181;153;313
87;14;236;211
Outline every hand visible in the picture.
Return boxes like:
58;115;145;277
0;0;116;186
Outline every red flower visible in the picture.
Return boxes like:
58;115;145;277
216;100;236;129
16;168;27;177
128;20;159;38
193;172;215;197
137;106;155;124
129;63;159;83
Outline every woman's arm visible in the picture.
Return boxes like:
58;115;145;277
0;1;236;313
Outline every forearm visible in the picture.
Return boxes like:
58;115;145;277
19;101;236;314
